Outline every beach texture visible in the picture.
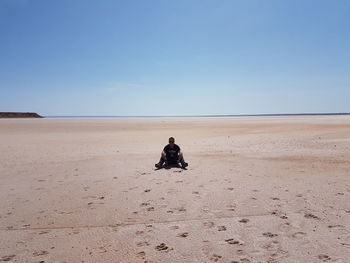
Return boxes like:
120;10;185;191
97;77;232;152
0;116;349;262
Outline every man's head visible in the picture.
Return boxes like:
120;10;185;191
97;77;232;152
168;137;175;146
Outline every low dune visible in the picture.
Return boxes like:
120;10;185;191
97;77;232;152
0;112;43;118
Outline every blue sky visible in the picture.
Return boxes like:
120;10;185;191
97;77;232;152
1;0;349;116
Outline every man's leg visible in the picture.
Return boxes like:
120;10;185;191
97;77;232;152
178;153;188;168
155;153;167;168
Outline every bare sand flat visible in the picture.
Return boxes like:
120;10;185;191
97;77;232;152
0;116;349;263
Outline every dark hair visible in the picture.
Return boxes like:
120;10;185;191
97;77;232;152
169;137;175;142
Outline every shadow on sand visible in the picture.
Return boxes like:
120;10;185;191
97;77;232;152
154;163;188;171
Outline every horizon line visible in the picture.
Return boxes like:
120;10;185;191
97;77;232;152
44;112;350;118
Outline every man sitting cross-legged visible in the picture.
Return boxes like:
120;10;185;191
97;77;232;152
155;137;188;169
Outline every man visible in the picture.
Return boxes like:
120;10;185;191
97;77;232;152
155;137;188;169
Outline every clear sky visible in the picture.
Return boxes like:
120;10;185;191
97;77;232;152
1;0;349;116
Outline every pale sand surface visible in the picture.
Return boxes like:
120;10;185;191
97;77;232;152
0;116;349;263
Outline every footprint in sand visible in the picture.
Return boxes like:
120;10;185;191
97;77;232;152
33;250;49;256
210;254;222;262
144;189;151;193
318;254;331;261
175;207;186;212
304;213;320;219
38;230;50;235
226;204;236;211
98;246;107;253
271;210;285;217
236;249;246;256
217;226;227;231
291;232;306;238
239;218;249;223
328;224;344;229
262;240;280;251
146;207;155;211
177;232;188;237
225;239;240;245
262;232;278;238
170;225;179;230
155;243;169;251
136;251;146;259
137;241;150;247
1;255;16;261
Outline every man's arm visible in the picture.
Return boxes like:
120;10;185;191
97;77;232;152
177;145;183;158
162;146;167;159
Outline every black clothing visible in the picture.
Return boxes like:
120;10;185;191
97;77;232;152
163;144;180;164
156;143;187;168
158;155;185;167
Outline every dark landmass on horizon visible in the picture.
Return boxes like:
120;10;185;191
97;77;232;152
45;113;350;118
0;112;43;118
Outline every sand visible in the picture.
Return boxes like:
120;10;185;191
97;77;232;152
0;116;349;263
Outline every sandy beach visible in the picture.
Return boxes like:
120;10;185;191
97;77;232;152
0;116;349;263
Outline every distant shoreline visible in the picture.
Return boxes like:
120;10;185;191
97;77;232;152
0;112;43;118
44;113;350;118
